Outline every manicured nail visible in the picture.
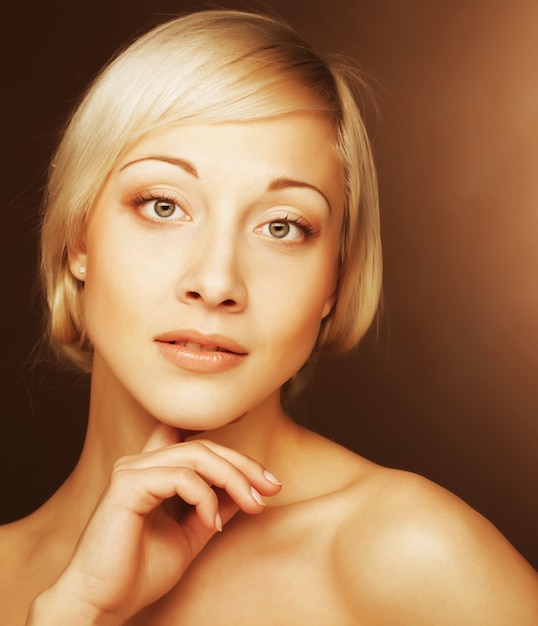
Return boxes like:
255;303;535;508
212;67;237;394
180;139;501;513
263;470;282;485
250;486;265;506
215;512;223;532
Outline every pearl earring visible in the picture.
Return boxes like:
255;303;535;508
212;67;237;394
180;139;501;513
79;266;86;275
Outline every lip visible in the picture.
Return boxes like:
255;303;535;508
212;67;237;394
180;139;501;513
155;329;248;373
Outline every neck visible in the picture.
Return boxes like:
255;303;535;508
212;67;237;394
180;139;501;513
49;354;300;535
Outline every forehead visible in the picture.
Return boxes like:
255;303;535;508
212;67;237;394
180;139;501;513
115;114;345;207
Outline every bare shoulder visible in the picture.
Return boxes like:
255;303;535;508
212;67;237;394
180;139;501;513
0;518;35;622
0;514;61;625
0;518;27;577
332;463;538;625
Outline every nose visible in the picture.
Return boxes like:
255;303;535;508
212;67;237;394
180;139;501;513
176;229;247;312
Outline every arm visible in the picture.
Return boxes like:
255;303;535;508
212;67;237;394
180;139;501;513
26;424;281;625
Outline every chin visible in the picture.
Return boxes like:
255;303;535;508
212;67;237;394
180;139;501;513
150;403;247;434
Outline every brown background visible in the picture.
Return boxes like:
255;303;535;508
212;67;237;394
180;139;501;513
1;0;537;568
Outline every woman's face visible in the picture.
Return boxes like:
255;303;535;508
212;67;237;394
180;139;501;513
70;113;345;429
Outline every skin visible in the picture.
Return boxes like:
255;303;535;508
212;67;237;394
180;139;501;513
0;113;536;625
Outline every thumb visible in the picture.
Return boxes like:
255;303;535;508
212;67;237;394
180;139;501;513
141;422;182;453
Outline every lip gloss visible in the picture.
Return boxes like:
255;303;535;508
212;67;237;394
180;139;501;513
156;341;247;373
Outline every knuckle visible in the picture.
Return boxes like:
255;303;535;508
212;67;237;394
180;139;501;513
109;465;133;484
111;454;136;471
241;454;263;476
187;439;210;452
174;466;193;482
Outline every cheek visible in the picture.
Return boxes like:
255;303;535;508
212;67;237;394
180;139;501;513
257;255;336;363
261;293;327;390
81;228;150;344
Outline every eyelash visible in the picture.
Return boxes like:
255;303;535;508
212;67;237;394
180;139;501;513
129;191;185;220
128;191;318;239
278;214;317;238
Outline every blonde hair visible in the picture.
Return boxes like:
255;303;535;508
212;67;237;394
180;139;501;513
40;9;382;372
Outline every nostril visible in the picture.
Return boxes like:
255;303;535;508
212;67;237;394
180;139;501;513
185;292;236;306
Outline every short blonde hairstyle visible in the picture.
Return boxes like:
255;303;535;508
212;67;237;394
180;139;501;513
40;9;382;372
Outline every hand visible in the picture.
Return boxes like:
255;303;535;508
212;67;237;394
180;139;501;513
27;424;282;625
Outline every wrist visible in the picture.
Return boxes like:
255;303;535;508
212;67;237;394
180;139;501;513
26;586;123;626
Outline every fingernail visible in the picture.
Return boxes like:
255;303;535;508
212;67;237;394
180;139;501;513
215;512;223;532
250;486;265;506
263;470;282;485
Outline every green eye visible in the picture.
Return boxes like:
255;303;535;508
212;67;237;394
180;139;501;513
153;199;176;218
268;222;290;238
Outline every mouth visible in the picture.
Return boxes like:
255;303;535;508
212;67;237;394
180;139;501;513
155;331;248;373
155;330;248;356
164;340;234;353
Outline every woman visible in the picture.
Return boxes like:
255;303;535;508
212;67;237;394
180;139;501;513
0;9;536;625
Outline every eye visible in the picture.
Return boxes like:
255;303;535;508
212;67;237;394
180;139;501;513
153;199;177;218
268;221;291;239
129;191;190;223
258;215;316;242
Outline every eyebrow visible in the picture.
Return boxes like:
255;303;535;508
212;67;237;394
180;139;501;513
120;155;199;177
267;177;331;213
120;156;331;212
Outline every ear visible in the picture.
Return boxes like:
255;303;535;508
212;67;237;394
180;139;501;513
68;243;88;282
321;267;339;319
321;290;337;319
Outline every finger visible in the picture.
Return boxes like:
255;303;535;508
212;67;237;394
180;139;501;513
130;439;282;497
116;441;279;513
141;423;182;453
178;491;240;558
108;465;221;530
215;489;241;526
192;439;283;496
